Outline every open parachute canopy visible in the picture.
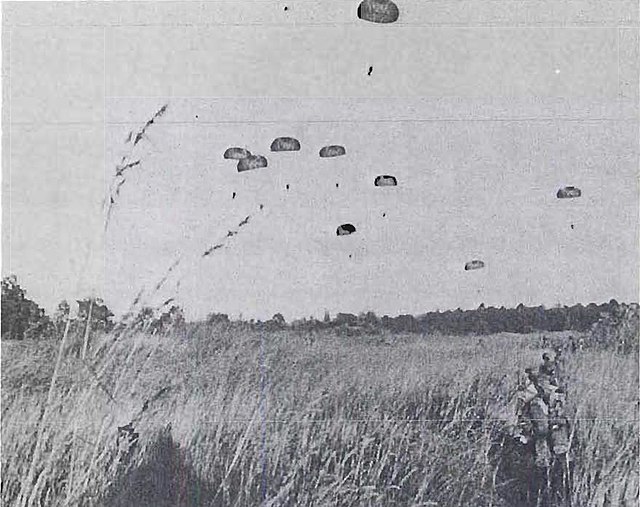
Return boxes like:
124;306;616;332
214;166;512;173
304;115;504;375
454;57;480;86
557;186;582;199
224;147;251;160
319;145;346;158
357;0;400;24
270;137;301;152
374;175;398;187
465;260;485;271
337;224;357;236
237;155;268;172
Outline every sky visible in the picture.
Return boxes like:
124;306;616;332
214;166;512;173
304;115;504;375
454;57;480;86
2;1;639;321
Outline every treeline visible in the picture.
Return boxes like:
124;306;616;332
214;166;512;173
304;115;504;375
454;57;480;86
1;276;116;340
206;300;638;337
306;301;634;335
2;275;637;340
397;301;632;335
1;275;187;341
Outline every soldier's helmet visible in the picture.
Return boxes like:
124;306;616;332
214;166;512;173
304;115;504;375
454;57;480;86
542;352;551;362
524;367;537;383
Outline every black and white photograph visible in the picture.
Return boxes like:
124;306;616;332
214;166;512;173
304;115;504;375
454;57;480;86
1;1;639;506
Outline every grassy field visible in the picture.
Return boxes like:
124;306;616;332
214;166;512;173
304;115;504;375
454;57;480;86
1;326;638;506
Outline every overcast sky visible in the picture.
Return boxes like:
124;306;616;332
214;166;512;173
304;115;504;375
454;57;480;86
3;1;639;320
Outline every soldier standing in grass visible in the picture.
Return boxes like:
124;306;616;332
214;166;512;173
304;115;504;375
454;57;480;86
525;376;553;504
539;353;557;386
553;346;566;388
512;351;575;504
548;387;572;501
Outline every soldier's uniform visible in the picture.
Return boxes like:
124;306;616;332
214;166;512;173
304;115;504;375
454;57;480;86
539;353;556;383
548;388;572;501
514;364;573;503
529;395;551;468
513;380;538;443
549;389;570;456
553;347;566;385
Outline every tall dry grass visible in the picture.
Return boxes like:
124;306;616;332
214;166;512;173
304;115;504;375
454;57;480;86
1;327;638;506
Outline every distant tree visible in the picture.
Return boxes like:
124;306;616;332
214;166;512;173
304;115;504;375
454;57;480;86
153;305;186;335
335;313;358;326
1;275;53;340
363;311;379;326
132;307;155;331
394;314;418;332
77;298;115;332
207;312;230;325
271;313;286;327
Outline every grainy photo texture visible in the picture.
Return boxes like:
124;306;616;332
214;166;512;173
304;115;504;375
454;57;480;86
1;1;639;506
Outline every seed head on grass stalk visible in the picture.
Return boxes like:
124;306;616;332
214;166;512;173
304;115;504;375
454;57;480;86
104;103;169;233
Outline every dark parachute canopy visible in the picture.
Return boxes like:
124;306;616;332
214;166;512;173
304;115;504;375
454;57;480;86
237;155;268;172
465;260;485;271
557;186;582;199
270;137;301;152
357;0;399;24
374;175;398;187
224;147;251;160
337;224;356;236
319;145;346;158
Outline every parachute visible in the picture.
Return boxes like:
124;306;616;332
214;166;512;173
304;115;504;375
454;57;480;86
557;186;581;199
237;155;268;172
319;145;346;158
337;224;356;236
357;0;399;24
374;175;398;187
270;137;301;152
465;260;485;271
224;147;251;160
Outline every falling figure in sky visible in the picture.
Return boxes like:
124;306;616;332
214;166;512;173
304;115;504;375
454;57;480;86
286;184;290;190
232;192;236;200
368;66;373;76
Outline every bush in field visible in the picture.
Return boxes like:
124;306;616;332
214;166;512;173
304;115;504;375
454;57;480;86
130;305;186;335
76;298;115;333
589;302;639;352
1;275;54;340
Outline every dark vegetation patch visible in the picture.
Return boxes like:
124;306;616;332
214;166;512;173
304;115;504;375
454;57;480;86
101;427;215;507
